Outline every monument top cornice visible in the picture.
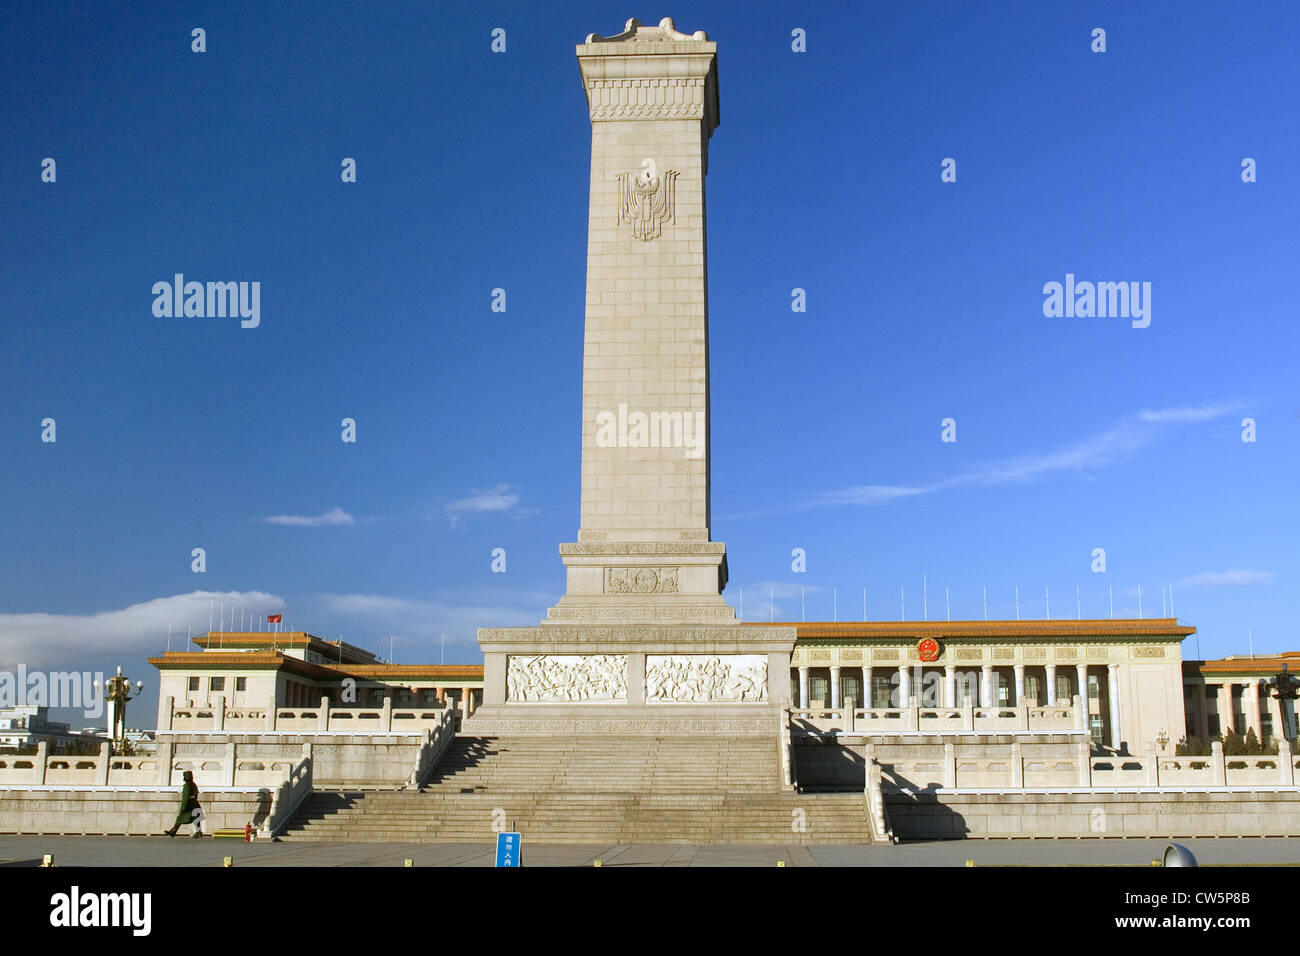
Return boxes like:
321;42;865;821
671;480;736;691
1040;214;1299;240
582;17;711;47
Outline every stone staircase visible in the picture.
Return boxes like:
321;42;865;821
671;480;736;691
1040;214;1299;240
282;735;876;845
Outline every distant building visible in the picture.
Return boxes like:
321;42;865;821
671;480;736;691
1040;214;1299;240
148;632;484;730
1182;651;1300;743
0;706;102;753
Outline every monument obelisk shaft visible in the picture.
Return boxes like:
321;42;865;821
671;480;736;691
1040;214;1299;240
474;20;795;733
548;17;731;626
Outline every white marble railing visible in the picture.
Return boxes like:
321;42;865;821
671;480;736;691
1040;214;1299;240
260;748;313;838
161;695;450;734
407;710;459;789
792;695;1086;736
877;739;1299;791
0;739;311;790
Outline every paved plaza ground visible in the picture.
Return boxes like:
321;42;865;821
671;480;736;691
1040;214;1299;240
1;835;1298;867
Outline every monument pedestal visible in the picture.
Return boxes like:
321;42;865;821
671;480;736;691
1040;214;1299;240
469;625;795;736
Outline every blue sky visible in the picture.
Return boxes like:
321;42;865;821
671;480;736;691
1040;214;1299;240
2;1;1297;729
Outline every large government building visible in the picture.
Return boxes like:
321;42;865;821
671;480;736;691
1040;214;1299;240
145;621;1294;758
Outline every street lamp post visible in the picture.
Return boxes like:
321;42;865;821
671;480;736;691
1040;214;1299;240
1266;664;1299;742
96;666;144;748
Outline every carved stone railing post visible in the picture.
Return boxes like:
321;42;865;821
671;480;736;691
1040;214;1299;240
943;741;956;789
1077;740;1092;787
1146;744;1160;787
382;696;393;732
266;704;278;731
158;739;174;786
963;700;974;732
1280;738;1295;786
1073;694;1085;732
908;696;919;732
1018;700;1030;731
1211;740;1226;786
164;695;175;731
34;740;48;785
96;741;111;786
319;695;331;731
844;696;854;734
213;694;225;731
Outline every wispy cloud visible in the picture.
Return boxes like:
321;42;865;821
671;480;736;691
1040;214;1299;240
1176;569;1274;589
0;590;283;668
1137;403;1242;424
263;507;354;527
444;483;534;528
800;403;1238;513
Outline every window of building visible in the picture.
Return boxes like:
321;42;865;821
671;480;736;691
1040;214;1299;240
1205;685;1217;699
187;677;199;692
1056;674;1073;702
842;676;862;706
873;675;895;707
1088;675;1100;699
235;677;247;692
209;677;225;692
1025;675;1040;705
808;676;828;706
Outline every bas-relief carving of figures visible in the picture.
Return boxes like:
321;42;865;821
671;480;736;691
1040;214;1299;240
645;655;768;703
507;655;628;702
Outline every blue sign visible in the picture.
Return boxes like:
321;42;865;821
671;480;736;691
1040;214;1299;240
495;831;522;868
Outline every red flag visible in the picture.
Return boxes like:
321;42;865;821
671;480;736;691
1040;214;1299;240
267;613;283;623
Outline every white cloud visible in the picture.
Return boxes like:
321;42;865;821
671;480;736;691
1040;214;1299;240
1176;570;1274;589
263;507;354;527
316;589;550;660
444;483;534;528
801;403;1238;512
1137;403;1242;424
0;591;283;669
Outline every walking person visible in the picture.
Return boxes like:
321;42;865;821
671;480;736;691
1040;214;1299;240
164;770;204;838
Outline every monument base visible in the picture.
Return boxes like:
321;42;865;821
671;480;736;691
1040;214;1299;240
470;624;796;736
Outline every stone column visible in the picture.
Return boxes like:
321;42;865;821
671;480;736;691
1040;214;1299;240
830;666;842;709
797;667;809;709
1013;664;1026;706
944;665;956;709
1106;664;1121;751
1045;665;1057;706
861;666;872;709
1218;682;1235;734
980;664;994;708
1075;664;1089;719
1197;685;1211;740
461;687;473;718
898;665;911;708
1248;681;1263;741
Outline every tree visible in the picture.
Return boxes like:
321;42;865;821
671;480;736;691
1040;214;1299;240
1222;730;1248;756
1244;727;1261;755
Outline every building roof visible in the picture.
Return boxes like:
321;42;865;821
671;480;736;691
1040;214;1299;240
1184;651;1300;678
190;632;378;664
756;618;1195;642
148;651;484;684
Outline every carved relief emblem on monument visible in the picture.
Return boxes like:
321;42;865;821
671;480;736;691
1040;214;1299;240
645;655;768;703
605;566;679;594
616;158;678;241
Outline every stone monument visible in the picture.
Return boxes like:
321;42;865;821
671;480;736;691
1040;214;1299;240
472;18;796;734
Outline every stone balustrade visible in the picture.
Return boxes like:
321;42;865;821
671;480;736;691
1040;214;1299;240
160;695;449;734
873;739;1299;792
0;739;314;790
792;695;1086;736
